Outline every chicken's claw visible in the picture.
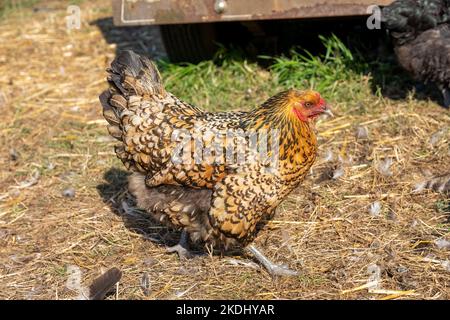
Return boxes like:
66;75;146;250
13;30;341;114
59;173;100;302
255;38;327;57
246;245;299;277
166;243;194;260
166;230;194;260
266;264;299;277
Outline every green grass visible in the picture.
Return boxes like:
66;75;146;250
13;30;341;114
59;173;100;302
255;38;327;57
0;0;85;19
436;200;450;214
69;0;85;5
0;0;40;19
268;35;365;92
160;58;275;112
159;34;380;112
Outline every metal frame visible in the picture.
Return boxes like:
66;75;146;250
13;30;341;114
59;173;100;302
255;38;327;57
112;0;393;26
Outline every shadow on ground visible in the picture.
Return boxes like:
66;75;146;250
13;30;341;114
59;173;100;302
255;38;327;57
96;168;176;247
96;168;218;255
92;17;167;60
367;57;444;106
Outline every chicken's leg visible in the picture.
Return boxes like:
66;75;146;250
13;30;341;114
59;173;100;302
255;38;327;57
442;87;450;108
166;230;194;259
246;245;298;277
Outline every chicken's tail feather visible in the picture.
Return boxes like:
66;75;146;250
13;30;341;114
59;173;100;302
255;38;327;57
108;50;164;97
99;90;124;141
99;51;164;144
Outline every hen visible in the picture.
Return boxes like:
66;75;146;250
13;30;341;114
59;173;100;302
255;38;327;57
100;51;330;276
382;0;450;107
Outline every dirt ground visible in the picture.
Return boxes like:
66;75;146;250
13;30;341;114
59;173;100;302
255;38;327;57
0;1;449;300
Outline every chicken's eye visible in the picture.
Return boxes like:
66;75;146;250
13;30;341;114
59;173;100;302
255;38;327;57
305;102;312;108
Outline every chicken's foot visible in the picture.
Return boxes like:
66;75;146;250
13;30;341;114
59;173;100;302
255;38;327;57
246;245;298;277
166;230;194;259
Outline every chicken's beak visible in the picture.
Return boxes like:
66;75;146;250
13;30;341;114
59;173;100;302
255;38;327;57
320;102;333;117
323;108;334;117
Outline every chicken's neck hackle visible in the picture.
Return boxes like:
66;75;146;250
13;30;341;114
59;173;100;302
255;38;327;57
242;89;318;185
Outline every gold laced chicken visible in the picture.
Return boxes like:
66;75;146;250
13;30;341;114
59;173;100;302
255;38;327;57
100;51;331;276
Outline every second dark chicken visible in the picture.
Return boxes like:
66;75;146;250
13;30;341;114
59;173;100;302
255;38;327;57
382;0;450;107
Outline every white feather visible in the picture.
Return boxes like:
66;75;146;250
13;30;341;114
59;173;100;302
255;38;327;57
377;158;393;177
369;201;382;217
434;238;450;250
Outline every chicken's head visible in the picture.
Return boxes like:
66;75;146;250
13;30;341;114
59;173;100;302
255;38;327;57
290;90;332;122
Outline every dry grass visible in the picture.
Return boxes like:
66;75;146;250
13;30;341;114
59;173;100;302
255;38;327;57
0;1;449;300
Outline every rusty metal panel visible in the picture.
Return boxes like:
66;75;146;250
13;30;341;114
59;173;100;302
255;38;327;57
112;0;393;26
